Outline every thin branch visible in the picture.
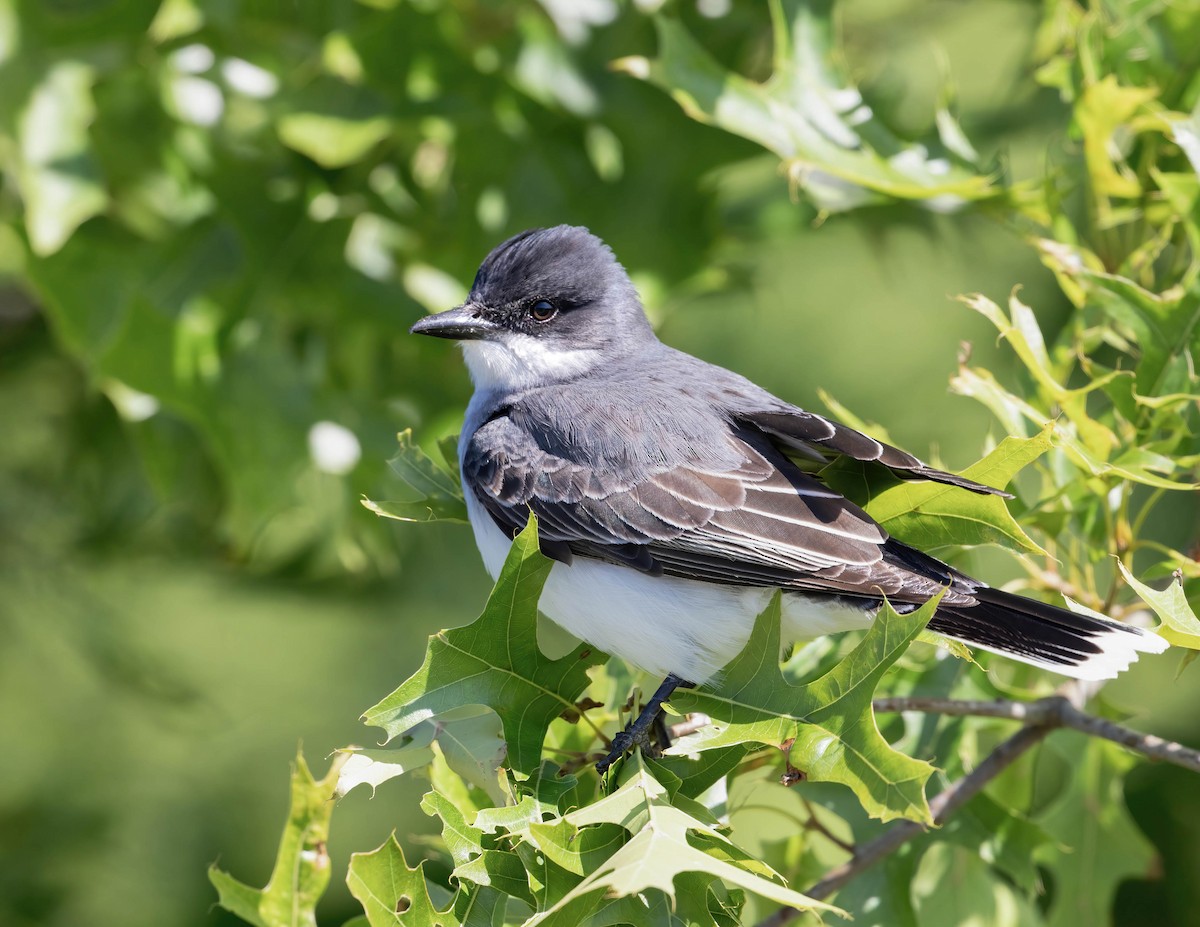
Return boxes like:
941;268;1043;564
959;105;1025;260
873;695;1200;773
755;694;1200;926
800;797;855;855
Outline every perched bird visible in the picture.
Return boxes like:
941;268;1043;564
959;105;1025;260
411;225;1167;770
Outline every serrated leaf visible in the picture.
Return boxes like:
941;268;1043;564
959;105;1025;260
671;594;937;824
362;518;606;774
1118;561;1200;649
363;429;468;524
616;0;995;214
866;428;1052;554
453;850;536;908
347;834;459;927
336;735;436;798
526;754;842;925
210;750;346;927
963;293;1120;456
420;790;483;867
435;712;509;805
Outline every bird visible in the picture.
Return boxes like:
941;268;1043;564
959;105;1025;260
410;225;1168;771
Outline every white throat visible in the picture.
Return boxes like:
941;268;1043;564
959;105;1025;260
460;336;599;393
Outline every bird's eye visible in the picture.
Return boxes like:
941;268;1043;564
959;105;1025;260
529;299;558;323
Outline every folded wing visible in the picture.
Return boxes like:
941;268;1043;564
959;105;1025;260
464;413;966;604
740;407;1012;498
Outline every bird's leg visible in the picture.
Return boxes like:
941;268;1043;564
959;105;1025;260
596;673;695;774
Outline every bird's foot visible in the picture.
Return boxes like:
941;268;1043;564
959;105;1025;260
594;673;695;775
596;726;655;775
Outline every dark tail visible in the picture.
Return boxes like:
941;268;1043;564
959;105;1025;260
929;586;1167;680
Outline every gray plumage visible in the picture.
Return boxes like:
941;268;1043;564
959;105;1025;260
411;225;1166;683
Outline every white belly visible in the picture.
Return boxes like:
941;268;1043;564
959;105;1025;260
464;491;870;683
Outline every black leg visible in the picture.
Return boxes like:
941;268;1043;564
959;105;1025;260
596;673;695;774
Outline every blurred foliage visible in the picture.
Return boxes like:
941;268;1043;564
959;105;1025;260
1;0;1200;926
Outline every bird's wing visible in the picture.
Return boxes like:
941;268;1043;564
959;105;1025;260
463;413;960;603
738;407;1011;498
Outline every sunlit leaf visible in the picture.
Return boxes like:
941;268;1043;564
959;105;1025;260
671;594;937;824
210;750;346;927
616;0;997;214
1076;76;1158;201
526;754;843;925
347;834;460;927
362;518;606;774
1118;561;1200;649
277;78;393;168
335;730;436;799
16;61;107;256
962;292;1120;456
867;427;1053;554
1036;735;1157;927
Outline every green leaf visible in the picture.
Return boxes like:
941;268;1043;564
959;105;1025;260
1035;735;1157;927
1118;561;1200;649
1169;100;1200;176
432;710;509;804
526;754;843;925
1084;272;1200;400
17;61;107;256
209;750;346;927
453;849;536;908
962;293;1120;456
936;791;1053;891
362;518;606;774
363;429;468;525
671;594;937;824
615;0;996;213
347;834;460;927
1075;76;1158;200
277;78;393;168
335;730;436;799
421;790;483;867
866;427;1052;554
912;842;1042;927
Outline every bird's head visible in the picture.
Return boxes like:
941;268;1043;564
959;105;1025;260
410;225;654;392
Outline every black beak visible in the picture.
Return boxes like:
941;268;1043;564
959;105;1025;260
409;304;498;341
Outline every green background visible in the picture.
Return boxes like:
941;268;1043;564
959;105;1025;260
1;1;1197;925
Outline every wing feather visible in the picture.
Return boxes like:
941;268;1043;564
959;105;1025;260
743;408;1012;498
463;414;967;606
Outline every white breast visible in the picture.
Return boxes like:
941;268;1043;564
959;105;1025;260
462;489;870;683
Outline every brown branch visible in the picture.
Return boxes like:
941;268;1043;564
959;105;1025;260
800;797;855;855
755;695;1200;926
873;695;1200;774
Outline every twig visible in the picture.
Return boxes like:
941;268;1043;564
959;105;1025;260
800;797;855;855
873;695;1200;774
755;695;1200;926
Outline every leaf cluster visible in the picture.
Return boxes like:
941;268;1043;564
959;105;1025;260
202;1;1200;925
